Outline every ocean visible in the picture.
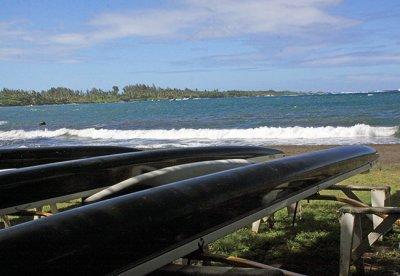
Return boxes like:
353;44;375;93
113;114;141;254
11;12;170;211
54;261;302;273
0;92;399;148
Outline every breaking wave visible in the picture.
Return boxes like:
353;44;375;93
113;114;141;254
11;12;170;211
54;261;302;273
0;124;397;141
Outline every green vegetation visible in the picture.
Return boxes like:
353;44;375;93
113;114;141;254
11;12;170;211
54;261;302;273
0;85;297;106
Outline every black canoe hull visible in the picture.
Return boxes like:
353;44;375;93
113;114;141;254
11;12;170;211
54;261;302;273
83;159;254;204
0;146;282;211
0;146;140;169
0;145;377;275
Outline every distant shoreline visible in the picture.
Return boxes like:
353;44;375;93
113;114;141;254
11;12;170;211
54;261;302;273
0;84;298;107
1;85;398;107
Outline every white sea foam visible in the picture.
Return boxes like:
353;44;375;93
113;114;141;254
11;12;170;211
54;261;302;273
0;121;7;126
0;124;397;141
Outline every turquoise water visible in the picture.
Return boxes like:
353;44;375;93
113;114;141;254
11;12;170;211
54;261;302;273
0;92;399;148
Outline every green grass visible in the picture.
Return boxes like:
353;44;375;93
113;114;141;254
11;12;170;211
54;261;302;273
210;166;400;275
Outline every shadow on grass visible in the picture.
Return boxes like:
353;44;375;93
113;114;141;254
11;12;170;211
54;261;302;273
211;200;400;275
211;202;342;275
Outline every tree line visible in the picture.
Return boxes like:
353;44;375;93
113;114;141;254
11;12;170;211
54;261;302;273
0;84;297;106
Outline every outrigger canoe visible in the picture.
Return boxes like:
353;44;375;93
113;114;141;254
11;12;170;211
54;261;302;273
0;146;282;214
0;145;377;275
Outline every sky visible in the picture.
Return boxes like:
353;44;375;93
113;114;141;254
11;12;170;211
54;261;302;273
0;0;399;92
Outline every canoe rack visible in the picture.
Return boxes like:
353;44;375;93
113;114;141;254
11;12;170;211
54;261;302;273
339;206;400;276
252;183;397;276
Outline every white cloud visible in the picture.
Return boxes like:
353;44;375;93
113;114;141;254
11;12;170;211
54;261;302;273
188;0;356;38
278;44;327;56
0;0;360;64
0;21;24;38
0;21;36;43
345;73;400;82
0;21;44;61
51;33;88;45
58;58;83;64
50;0;356;46
303;52;400;66
0;21;85;62
50;10;204;45
0;48;25;60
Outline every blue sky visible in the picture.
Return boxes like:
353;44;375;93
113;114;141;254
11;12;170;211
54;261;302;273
0;0;399;92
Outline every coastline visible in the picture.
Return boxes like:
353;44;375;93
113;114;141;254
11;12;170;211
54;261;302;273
1;89;398;107
0;86;296;107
